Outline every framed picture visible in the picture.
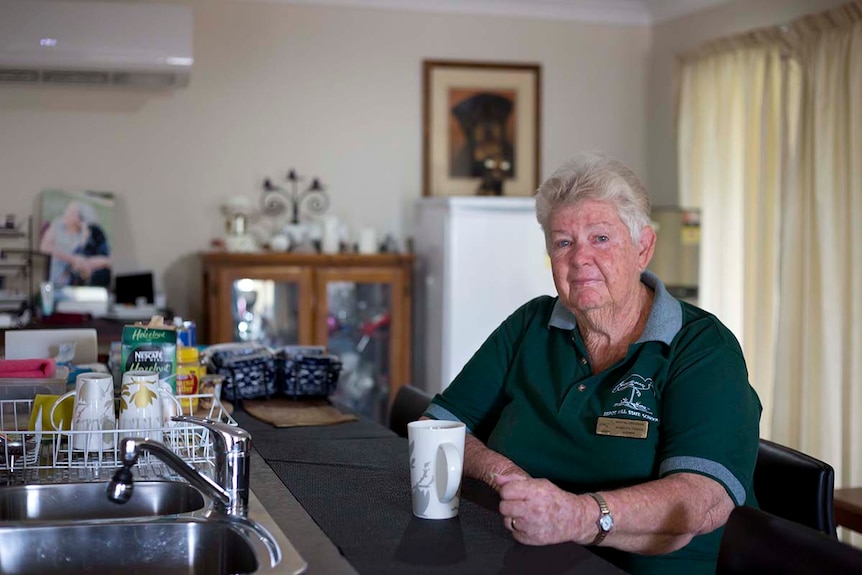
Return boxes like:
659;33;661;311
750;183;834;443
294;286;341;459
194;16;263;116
422;59;541;197
38;189;116;289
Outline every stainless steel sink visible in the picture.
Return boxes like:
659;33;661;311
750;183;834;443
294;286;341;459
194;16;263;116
0;519;259;574
0;481;206;522
0;483;307;575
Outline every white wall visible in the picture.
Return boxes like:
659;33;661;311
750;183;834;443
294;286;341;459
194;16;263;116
646;0;850;207
0;0;650;324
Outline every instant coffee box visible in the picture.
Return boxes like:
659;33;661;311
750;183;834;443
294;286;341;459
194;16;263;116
121;320;178;394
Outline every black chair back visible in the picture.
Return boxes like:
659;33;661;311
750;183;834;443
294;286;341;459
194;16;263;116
754;439;837;536
389;385;433;438
717;506;862;575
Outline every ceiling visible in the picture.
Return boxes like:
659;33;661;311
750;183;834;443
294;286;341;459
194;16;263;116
234;0;736;25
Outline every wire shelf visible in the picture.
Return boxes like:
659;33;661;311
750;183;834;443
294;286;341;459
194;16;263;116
0;394;235;484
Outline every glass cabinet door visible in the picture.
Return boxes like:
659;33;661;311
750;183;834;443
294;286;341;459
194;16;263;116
315;267;408;423
214;267;313;347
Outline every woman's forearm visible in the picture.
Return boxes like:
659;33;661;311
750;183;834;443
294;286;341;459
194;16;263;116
463;433;530;490
417;417;529;490
596;472;734;554
499;471;734;554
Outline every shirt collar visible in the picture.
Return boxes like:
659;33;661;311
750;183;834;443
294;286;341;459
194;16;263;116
547;270;682;345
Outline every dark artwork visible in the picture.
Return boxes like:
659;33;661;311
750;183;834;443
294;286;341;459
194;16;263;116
449;91;516;180
71;222;110;286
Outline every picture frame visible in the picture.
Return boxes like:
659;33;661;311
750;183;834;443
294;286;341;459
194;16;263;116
422;59;541;197
38;189;116;289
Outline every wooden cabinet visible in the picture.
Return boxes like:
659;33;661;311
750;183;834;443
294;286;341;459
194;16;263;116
200;252;414;421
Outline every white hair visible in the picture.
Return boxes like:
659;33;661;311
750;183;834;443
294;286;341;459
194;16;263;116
535;151;651;245
75;202;98;225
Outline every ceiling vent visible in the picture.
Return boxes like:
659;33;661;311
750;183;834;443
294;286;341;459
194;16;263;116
0;0;193;89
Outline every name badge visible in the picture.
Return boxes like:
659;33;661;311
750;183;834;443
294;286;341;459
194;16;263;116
596;417;649;439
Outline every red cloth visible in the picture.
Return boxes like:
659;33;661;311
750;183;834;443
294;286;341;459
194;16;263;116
0;358;57;378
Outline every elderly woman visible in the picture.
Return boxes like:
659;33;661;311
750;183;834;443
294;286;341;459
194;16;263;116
423;152;761;575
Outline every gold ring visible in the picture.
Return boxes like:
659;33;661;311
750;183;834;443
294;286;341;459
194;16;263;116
511;517;518;531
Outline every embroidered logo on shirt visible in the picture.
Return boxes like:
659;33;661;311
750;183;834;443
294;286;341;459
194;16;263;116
609;374;657;420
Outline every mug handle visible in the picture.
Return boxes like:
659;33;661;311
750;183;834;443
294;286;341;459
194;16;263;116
48;390;76;432
159;386;183;420
435;442;463;503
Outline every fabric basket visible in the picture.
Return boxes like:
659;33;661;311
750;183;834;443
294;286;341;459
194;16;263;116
275;346;342;399
203;343;276;400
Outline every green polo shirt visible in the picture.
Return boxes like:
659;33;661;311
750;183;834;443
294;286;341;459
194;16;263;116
426;271;761;575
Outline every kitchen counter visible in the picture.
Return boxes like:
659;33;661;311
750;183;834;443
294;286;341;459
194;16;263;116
249;449;357;575
237;408;628;575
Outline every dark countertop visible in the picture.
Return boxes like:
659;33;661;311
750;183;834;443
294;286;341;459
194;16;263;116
237;407;628;575
249;449;357;575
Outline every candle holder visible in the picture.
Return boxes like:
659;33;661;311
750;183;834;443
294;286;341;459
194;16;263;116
261;169;329;224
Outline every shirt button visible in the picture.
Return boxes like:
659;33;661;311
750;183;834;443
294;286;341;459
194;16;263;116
580;357;588;365
578;384;587;392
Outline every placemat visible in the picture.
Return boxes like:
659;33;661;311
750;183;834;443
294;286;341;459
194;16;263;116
242;398;358;428
232;409;396;445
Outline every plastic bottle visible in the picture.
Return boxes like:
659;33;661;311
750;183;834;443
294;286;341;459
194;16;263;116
176;346;204;412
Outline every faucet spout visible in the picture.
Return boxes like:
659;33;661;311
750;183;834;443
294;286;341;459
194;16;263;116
109;437;232;508
107;417;252;517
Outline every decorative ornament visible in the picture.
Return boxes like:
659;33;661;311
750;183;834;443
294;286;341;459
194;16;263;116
261;169;329;224
475;157;511;196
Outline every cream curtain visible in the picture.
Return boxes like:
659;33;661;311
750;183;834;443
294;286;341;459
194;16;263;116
678;37;787;436
772;6;862;491
679;1;862;498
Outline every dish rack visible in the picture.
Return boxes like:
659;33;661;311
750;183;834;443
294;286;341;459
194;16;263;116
0;393;235;484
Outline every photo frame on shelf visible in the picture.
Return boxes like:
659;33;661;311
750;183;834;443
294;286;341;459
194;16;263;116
38;189;116;289
422;59;541;198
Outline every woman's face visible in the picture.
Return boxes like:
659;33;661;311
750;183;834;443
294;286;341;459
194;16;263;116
548;200;655;316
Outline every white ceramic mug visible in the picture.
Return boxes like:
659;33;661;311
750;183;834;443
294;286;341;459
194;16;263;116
407;420;466;520
50;372;115;452
119;370;181;436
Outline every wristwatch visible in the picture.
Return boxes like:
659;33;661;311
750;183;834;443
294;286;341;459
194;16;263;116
586;492;614;545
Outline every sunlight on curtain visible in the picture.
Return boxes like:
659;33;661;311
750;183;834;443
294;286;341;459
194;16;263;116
678;43;785;437
772;9;862;493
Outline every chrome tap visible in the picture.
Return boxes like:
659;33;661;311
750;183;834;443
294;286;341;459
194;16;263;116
107;416;252;517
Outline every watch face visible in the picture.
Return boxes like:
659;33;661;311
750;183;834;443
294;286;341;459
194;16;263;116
599;514;614;531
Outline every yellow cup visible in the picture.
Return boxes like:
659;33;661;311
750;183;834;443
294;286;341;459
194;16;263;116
29;394;73;432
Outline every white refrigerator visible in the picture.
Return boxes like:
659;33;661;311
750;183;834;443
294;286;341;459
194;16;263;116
413;197;558;395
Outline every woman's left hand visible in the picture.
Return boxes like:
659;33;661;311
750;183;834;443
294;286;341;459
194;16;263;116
496;474;594;545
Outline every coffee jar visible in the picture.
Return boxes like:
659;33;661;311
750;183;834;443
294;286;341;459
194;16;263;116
176;346;204;411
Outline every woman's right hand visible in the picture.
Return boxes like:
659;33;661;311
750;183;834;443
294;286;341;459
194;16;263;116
485;464;531;492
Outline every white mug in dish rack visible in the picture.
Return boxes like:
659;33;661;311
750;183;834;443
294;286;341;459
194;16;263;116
118;370;181;437
49;371;115;452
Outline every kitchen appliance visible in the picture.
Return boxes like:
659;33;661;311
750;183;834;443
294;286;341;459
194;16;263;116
648;207;700;304
413;197;557;394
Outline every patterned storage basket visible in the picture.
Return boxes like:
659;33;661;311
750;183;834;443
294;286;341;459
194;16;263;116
203;343;276;400
276;346;343;399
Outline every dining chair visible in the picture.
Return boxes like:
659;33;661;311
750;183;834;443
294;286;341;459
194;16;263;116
389;385;433;438
753;438;837;536
716;506;862;575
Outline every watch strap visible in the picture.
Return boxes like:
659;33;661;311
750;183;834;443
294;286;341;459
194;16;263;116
586;492;611;545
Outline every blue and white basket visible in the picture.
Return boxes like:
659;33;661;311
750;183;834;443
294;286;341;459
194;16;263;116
276;346;342;399
203;343;276;401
